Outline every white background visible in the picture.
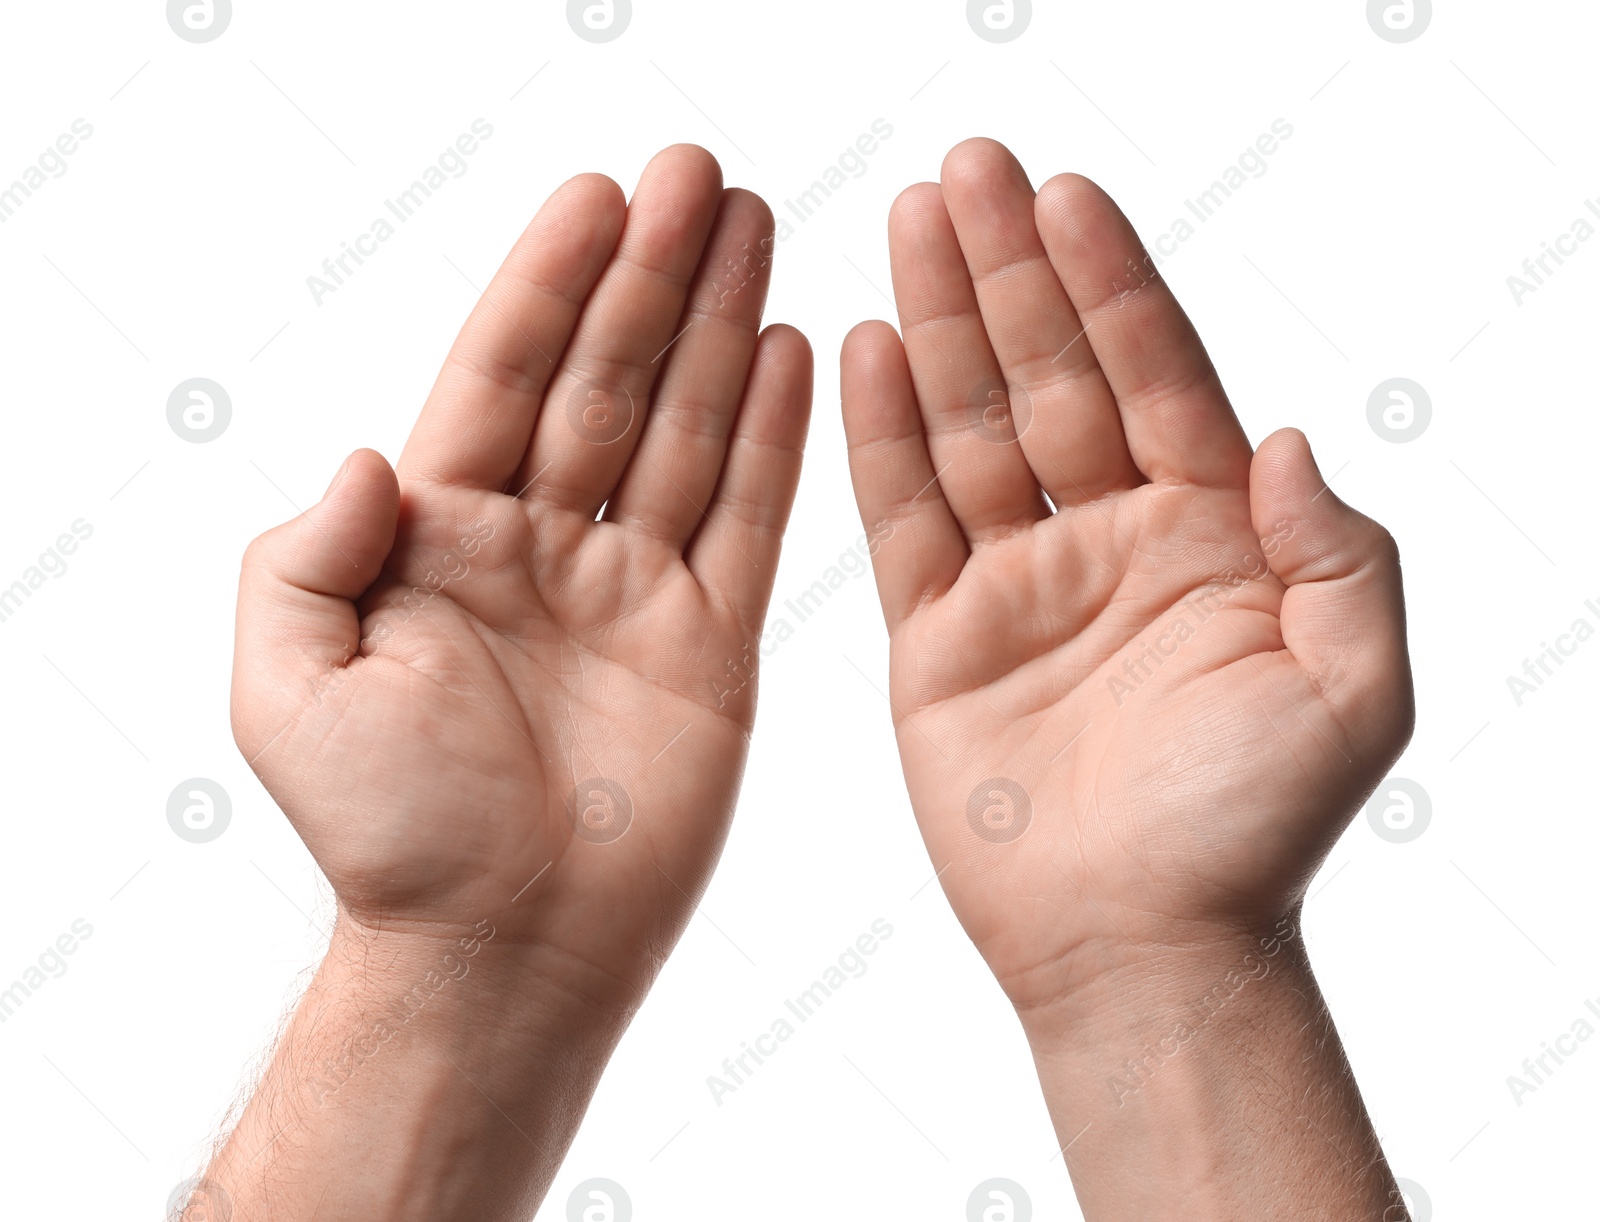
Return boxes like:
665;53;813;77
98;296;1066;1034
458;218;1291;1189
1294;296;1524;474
0;1;1595;1217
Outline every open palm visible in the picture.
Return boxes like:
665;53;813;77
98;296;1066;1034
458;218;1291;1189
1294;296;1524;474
234;146;809;1002
842;141;1412;1011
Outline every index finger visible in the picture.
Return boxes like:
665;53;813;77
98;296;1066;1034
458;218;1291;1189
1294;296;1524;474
398;173;627;491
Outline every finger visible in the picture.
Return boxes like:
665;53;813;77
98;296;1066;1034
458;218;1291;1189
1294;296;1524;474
605;189;775;545
1035;173;1253;490
513;144;725;516
1250;429;1413;750
939;139;1140;505
888;183;1050;541
686;324;812;627
233;449;400;758
841;320;968;630
399;174;626;490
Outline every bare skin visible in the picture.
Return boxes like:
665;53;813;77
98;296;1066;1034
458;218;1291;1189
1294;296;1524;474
186;134;1414;1221
198;144;811;1220
841;138;1415;1219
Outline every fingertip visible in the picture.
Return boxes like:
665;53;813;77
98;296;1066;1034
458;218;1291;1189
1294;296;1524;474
889;181;944;231
760;321;812;361
841;319;899;366
545;173;628;253
1034;173;1121;251
561;171;626;209
840;322;913;441
940;137;1019;189
754;324;814;418
621;145;727;265
662;141;719;166
248;450;399;601
644;143;724;194
331;448;400;524
1037;171;1105;208
1251;427;1399;588
339;445;398;486
934;138;1024;207
1251;427;1347;526
720;187;776;239
1259;425;1311;458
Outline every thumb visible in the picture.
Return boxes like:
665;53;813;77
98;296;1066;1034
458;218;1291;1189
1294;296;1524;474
1249;428;1414;753
232;448;400;761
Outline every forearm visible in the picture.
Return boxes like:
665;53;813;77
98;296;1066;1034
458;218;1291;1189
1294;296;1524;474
189;915;633;1221
1023;915;1402;1221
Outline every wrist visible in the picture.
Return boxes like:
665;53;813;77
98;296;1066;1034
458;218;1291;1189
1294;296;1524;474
1012;912;1399;1221
198;913;635;1221
306;912;629;1107
1010;910;1307;1054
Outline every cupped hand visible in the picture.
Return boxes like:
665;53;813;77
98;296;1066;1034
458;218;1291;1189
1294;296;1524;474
233;144;810;1007
841;139;1412;1014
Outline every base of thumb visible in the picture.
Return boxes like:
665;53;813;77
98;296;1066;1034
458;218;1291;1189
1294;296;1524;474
232;449;401;755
